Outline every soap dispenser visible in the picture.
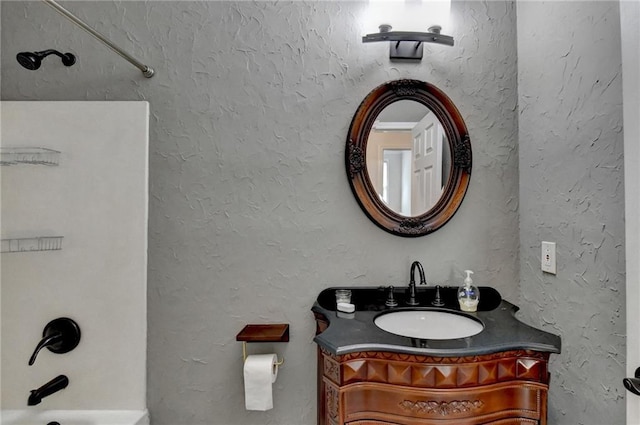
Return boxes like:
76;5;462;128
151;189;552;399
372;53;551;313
457;270;479;312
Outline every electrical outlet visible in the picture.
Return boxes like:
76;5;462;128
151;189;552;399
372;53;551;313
541;241;556;274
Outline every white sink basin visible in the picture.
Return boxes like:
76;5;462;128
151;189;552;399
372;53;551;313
374;310;484;340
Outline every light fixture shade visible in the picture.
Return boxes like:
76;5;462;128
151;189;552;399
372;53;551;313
363;0;451;34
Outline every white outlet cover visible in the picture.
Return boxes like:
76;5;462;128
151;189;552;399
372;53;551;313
541;241;556;274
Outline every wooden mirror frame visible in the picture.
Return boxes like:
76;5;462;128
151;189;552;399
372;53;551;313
346;79;472;237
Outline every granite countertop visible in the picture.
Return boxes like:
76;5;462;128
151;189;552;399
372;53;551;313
312;286;562;357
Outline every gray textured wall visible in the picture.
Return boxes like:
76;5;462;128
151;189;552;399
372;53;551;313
2;1;522;424
517;2;626;424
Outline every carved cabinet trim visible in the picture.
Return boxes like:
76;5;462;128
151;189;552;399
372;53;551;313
317;347;550;425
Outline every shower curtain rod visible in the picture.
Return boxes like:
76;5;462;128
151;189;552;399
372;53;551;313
42;0;154;78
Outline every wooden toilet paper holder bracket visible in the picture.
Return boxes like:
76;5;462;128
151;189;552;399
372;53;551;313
236;324;289;366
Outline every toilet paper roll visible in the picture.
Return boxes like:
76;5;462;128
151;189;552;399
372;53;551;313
243;353;279;411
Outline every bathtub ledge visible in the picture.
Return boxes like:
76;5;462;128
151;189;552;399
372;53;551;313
1;409;149;425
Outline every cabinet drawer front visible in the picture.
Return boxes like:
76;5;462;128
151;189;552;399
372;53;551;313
347;419;539;425
343;381;545;423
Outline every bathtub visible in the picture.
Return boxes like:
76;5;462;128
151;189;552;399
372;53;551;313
0;410;149;425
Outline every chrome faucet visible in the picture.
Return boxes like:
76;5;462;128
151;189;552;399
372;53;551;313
28;374;69;406
407;261;426;306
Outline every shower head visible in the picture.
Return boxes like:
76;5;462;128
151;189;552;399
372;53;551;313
16;50;76;71
16;52;40;70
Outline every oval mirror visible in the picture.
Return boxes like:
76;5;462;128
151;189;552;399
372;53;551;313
346;79;471;237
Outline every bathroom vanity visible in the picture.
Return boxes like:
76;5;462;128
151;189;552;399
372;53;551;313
327;78;561;423
312;287;561;425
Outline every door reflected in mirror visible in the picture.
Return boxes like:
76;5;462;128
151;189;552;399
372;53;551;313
366;100;451;217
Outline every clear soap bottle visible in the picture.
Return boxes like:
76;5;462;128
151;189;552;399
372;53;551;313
457;270;479;312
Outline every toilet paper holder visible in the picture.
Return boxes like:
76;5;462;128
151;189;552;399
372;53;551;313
236;324;289;366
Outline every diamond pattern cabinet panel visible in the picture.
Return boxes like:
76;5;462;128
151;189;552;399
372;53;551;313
457;364;480;387
412;364;436;387
479;361;499;385
498;359;517;380
343;360;367;384
516;358;544;381
434;365;458;388
366;361;388;383
387;363;412;385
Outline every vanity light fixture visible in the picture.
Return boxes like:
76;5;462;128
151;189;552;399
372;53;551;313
362;24;454;60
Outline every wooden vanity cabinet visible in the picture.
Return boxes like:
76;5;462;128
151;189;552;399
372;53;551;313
315;316;551;425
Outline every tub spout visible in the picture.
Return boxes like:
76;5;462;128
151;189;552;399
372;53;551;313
28;374;69;406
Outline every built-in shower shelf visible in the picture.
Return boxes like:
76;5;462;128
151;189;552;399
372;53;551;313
1;236;64;253
0;147;61;166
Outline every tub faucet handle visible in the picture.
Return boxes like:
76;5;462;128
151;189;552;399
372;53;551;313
28;317;81;366
29;332;64;366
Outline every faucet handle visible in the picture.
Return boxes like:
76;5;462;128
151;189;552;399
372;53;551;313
385;286;398;307
29;332;64;366
29;318;81;366
431;285;446;307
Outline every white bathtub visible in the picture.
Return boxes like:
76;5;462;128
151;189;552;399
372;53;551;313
0;410;149;425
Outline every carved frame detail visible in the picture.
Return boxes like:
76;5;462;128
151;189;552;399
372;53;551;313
345;79;472;237
326;382;340;425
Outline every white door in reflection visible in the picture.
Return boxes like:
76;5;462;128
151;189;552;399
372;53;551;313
366;100;449;218
411;111;444;215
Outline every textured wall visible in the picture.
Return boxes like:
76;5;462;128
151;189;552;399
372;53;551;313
1;1;519;424
517;2;625;424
